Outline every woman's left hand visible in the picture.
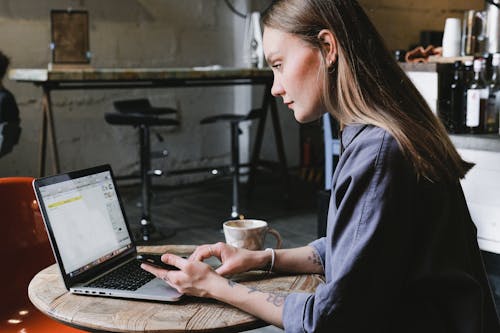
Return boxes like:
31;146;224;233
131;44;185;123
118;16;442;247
140;252;223;298
141;252;284;328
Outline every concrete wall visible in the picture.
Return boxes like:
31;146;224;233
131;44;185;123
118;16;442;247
0;0;294;183
0;0;488;182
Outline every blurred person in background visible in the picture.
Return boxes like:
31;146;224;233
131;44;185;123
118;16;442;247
0;50;20;158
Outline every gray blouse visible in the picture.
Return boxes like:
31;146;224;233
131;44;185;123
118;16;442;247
283;124;499;332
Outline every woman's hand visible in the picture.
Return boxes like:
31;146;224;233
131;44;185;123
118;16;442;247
140;253;224;297
141;249;284;328
189;242;269;276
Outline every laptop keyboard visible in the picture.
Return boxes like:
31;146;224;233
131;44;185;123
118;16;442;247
87;260;155;291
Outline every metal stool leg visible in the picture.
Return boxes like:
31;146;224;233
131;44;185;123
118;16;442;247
138;125;175;243
230;122;240;219
139;125;152;241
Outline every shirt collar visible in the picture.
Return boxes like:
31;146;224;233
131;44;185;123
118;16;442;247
340;123;368;153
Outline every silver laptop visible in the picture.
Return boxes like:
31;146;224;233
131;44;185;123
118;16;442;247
33;164;183;302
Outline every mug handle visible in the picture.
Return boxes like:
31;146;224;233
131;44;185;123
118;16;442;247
266;227;282;249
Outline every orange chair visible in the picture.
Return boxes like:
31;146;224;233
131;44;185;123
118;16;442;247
0;177;83;332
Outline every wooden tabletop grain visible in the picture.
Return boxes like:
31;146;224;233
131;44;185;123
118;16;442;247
28;245;324;333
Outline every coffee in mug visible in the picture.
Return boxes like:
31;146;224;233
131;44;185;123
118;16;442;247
223;219;282;251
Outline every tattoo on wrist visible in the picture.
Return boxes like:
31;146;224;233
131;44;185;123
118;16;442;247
266;292;286;307
246;286;286;307
247;286;258;294
308;251;322;267
227;280;286;307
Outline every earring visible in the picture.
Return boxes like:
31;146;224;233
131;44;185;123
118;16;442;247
328;60;336;73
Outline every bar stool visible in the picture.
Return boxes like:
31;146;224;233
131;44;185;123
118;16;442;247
105;98;179;243
200;108;262;219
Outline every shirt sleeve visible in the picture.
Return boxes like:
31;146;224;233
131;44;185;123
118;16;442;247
308;237;326;268
283;130;416;332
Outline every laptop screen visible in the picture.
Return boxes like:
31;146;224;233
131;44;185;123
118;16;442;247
37;169;133;278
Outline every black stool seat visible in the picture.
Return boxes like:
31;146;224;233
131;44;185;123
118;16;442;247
114;98;177;115
105;113;180;127
200;108;262;125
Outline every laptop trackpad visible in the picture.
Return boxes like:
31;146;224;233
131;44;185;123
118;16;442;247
138;278;183;300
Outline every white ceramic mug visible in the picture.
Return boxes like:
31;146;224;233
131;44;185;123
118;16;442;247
223;219;282;251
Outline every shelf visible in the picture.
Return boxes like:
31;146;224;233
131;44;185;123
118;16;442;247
449;133;500;153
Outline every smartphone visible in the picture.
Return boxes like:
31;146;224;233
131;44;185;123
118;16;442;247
136;253;179;270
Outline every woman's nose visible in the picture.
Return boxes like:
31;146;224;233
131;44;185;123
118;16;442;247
271;78;285;97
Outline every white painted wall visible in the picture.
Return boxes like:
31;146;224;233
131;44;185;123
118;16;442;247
0;0;300;183
459;148;500;254
405;71;438;114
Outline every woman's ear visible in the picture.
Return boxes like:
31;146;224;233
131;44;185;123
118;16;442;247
317;29;337;67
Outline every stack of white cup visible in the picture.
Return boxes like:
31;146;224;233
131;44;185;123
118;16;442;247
442;18;462;57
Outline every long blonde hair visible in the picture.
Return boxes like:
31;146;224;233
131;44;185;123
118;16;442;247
263;0;473;183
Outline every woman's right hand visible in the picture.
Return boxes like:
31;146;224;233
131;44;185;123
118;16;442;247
189;242;268;276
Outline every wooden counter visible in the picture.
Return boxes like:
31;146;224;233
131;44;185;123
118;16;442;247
9;67;272;84
8;67;284;179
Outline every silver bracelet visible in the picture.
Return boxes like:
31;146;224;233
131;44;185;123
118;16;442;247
265;248;275;273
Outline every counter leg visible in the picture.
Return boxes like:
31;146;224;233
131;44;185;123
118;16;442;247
38;95;48;177
247;85;290;199
269;96;290;199
42;86;60;175
247;86;270;196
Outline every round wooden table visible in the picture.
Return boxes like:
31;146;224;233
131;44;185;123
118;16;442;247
28;245;324;332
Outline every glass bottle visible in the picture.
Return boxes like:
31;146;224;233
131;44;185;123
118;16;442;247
466;58;488;134
450;61;465;133
463;60;474;86
486;53;500;133
462;60;474;133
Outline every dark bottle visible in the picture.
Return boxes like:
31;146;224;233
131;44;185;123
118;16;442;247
450;61;465;133
461;60;474;132
485;53;500;133
463;60;474;86
466;59;488;134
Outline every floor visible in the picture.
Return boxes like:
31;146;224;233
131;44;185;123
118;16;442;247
118;173;321;333
119;174;320;250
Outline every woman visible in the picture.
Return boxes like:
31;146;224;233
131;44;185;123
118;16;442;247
142;1;500;331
